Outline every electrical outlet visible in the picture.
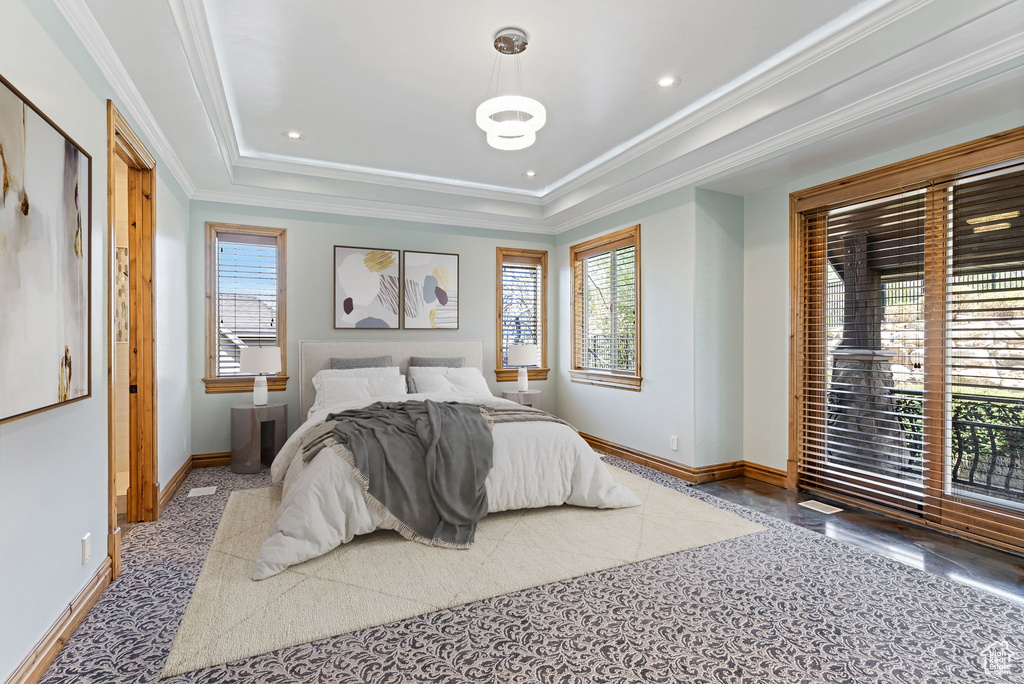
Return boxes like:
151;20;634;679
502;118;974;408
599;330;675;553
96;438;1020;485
81;533;91;565
182;436;187;455
670;435;679;451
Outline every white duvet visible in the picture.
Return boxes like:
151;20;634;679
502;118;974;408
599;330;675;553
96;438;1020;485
253;392;640;579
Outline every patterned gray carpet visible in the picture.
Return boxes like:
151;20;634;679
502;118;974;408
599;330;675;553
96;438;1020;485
40;458;1024;683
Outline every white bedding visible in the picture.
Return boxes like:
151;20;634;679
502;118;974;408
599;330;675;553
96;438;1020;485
253;392;641;579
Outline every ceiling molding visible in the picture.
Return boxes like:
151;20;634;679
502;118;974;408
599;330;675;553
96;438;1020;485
234;154;546;204
53;0;196;196
190;189;554;235
168;30;1024;238
548;33;1024;233
165;0;240;179
166;0;549;202
62;0;1024;238
162;0;942;204
538;0;933;203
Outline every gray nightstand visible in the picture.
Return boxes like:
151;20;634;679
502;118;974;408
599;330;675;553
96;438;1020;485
501;390;542;410
230;403;288;473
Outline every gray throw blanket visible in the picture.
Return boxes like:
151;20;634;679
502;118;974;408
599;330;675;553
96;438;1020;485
319;400;494;549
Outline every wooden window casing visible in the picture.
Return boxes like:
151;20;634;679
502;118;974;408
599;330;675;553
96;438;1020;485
790;126;1024;554
495;247;549;382
204;222;288;393
570;225;642;391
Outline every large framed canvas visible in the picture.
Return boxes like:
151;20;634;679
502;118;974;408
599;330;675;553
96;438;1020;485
402;251;459;329
333;245;401;329
0;74;92;423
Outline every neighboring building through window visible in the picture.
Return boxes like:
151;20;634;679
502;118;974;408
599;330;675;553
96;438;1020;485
203;222;288;393
570;224;641;391
495;247;549;382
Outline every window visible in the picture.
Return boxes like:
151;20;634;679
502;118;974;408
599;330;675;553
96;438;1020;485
495;247;548;381
570;224;641;391
203;222;287;393
792;127;1024;553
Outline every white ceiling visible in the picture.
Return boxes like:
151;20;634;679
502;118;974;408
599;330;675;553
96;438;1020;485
64;0;1024;233
204;0;864;190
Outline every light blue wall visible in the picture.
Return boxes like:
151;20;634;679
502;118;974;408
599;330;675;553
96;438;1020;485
155;173;193;486
694;190;744;467
551;187;746;468
0;1;192;679
188;202;556;454
742;109;1024;472
554;188;700;465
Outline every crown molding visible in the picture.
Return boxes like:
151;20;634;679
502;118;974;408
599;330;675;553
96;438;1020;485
162;0;940;205
53;0;196;196
57;0;1023;239
190;189;555;235
538;0;934;204
234;154;546;204
166;0;240;179
549;32;1024;234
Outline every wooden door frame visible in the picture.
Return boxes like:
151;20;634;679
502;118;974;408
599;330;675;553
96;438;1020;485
106;101;158;578
788;126;1024;552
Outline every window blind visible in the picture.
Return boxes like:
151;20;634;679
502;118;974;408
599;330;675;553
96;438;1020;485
578;244;637;372
216;233;279;377
799;188;929;514
946;165;1024;538
796;159;1024;552
500;258;542;368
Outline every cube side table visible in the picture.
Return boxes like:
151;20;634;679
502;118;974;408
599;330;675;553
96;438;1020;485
230;402;287;474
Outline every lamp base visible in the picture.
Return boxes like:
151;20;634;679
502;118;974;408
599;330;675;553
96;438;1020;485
253;375;268;406
517;366;529;392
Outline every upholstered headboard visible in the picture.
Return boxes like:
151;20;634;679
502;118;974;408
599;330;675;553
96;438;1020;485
298;340;484;419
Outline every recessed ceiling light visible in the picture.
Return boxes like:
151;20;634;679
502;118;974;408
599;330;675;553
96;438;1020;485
656;76;680;89
285;131;303;140
525;170;537;177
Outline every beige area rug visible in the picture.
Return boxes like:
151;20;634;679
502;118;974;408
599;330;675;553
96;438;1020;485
162;467;764;676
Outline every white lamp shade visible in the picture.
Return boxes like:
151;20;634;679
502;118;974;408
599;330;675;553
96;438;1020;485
508;344;540;367
239;346;282;375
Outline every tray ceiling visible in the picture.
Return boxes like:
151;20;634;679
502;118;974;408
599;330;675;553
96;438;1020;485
63;0;1024;233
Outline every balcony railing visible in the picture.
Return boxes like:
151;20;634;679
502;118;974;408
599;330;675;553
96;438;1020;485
892;390;1024;505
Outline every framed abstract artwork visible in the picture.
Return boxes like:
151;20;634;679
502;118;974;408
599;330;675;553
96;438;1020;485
402;251;459;329
0;74;92;423
333;245;401;329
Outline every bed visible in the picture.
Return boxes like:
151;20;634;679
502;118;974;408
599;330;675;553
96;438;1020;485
253;340;640;579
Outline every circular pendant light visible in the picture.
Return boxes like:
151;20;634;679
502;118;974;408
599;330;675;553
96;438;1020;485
476;29;546;151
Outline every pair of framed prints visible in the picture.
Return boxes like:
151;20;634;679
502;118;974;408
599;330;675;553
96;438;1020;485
333;246;459;330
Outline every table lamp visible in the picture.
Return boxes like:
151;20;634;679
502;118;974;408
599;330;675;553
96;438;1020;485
239;346;281;406
508;344;540;392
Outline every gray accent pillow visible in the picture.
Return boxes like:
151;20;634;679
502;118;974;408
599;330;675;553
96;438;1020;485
330;355;393;370
409;356;465;368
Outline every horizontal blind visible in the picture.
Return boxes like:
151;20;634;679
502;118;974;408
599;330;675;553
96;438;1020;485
216;233;279;376
799;188;929;515
945;164;1024;543
500;258;542;367
798;159;1024;551
579;244;636;372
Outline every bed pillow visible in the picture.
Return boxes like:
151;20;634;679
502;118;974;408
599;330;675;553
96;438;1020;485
409;356;465;368
329;355;393;369
405;366;446;392
310;366;401;415
309;374;407;418
408;366;491;396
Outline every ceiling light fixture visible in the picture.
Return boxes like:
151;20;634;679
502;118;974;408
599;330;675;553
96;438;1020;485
476;28;546;151
656;76;680;89
525;170;537;177
285;131;303;140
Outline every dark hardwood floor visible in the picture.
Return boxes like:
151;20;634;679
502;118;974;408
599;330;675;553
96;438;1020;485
696;476;1024;606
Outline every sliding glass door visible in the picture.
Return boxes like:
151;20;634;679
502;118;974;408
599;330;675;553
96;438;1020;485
792;138;1024;553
